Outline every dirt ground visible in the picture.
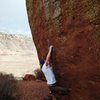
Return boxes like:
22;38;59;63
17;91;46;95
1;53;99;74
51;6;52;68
17;80;50;100
17;80;70;100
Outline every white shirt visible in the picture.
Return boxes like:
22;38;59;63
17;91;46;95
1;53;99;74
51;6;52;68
42;63;56;85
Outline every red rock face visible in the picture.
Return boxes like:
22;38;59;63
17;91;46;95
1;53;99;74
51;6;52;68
26;0;100;100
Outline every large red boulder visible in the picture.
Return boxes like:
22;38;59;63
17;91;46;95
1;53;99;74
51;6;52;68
26;0;100;100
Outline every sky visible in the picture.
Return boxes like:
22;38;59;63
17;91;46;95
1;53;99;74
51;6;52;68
0;0;32;36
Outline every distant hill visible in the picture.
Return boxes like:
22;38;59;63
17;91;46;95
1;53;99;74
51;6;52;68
0;32;40;77
0;32;35;55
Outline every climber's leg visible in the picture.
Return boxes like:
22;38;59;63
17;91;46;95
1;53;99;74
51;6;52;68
48;83;69;95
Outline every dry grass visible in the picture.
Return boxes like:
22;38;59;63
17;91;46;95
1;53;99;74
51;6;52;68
34;68;46;81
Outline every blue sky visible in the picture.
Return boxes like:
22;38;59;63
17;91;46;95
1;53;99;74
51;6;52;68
0;0;31;36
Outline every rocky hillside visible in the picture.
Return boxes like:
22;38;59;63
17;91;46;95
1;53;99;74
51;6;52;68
0;32;35;54
0;32;40;77
26;0;100;100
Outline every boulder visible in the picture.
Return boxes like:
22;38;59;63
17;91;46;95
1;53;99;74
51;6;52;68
26;0;100;100
23;74;36;81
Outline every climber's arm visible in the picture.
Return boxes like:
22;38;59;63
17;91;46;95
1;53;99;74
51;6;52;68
45;45;53;66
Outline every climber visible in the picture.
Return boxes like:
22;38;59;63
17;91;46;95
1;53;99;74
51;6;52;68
40;45;69;95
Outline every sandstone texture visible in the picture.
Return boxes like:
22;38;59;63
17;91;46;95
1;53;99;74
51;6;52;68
26;0;100;100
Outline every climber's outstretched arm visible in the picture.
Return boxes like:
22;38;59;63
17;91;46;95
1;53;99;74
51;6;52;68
45;45;53;66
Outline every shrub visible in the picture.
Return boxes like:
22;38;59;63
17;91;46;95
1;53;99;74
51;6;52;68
34;69;45;81
0;73;17;100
